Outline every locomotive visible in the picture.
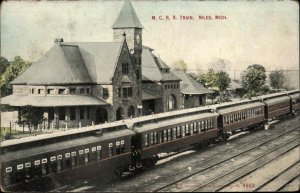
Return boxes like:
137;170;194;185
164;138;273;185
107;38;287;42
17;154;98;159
1;90;299;191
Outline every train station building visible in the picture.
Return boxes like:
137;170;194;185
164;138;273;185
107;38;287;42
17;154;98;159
1;0;211;129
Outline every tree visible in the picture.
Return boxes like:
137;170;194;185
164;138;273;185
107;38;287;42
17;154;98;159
0;56;32;97
17;105;46;133
173;59;188;73
196;69;231;102
0;56;10;76
241;64;267;97
269;69;285;91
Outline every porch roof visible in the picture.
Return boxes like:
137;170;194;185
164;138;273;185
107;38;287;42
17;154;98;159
142;89;161;100
1;94;109;107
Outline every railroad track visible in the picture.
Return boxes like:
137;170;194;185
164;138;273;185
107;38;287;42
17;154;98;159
253;161;300;192
131;119;300;192
189;139;299;192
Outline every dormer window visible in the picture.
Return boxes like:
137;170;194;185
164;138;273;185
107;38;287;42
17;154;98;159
103;88;109;99
122;63;129;75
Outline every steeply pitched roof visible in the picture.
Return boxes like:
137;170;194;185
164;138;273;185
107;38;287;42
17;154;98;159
172;70;214;95
67;42;124;84
12;42;125;85
142;48;181;82
12;45;92;85
112;0;144;29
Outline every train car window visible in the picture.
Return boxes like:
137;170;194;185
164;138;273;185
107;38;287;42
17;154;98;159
34;160;41;177
153;132;158;144
168;129;172;141
193;123;197;133
190;124;194;135
57;155;63;172
5;167;13;186
109;143;114;157
181;125;185;137
41;158;49;175
25;162;32;180
65;153;71;169
163;130;167;142
50;156;57;173
116;141;121;154
121;140;125;153
144;134;149;146
150;133;154;145
71;151;77;167
177;126;181;137
96;146;102;160
173;128;176;140
84;149;90;164
185;124;189;136
91;147;97;161
159;131;163;143
197;122;201;133
16;164;24;183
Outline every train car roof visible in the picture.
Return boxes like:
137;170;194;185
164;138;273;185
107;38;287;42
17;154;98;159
1;129;135;162
263;95;291;105
217;102;264;114
125;105;216;128
1;121;128;148
134;112;219;133
257;91;288;100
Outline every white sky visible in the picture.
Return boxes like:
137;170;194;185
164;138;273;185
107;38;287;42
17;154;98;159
1;0;299;78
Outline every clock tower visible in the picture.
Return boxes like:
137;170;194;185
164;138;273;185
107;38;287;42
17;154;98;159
112;0;143;112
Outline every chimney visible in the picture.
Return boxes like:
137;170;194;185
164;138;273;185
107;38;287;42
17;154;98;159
54;38;64;46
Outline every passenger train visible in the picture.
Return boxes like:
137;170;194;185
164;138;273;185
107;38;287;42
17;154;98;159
1;90;299;191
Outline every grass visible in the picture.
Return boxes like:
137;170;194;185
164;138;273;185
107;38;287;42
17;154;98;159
0;127;30;139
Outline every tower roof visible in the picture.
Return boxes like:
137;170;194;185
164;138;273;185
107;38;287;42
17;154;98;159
112;0;144;29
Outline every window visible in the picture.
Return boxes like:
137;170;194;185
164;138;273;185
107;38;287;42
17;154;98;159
122;63;129;74
177;126;181;137
109;143;113;157
173;128;176;140
103;88;109;99
150;133;154;145
59;108;65;120
86;88;90;94
70;88;76;94
87;107;90;119
57;155;63;172
154;132;158;144
118;88;121;98
116;141;121;154
121;140;125;153
123;87;132;98
58;89;65;94
47;89;54;94
163;130;167;142
31;88;35;94
96;146;102;160
136;69;140;79
84;149;90;164
70;107;76;120
80;88;85;94
48;109;54;120
181;125;185;137
71;152;77;167
168;129;172;141
145;134;149;146
80;107;85;119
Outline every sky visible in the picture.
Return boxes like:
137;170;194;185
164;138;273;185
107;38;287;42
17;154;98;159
1;0;299;79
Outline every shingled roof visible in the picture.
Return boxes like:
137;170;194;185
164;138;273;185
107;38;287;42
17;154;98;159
112;0;144;29
142;47;181;82
172;70;213;95
12;45;92;85
12;42;125;85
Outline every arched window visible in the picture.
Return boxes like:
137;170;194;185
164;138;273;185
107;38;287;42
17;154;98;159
167;94;177;110
127;106;135;118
